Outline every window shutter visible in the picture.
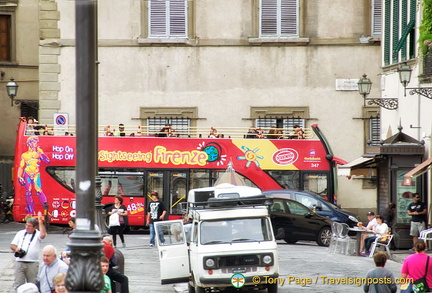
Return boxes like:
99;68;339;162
150;0;167;37
392;0;399;64
0;15;10;61
369;117;381;146
169;0;187;37
384;0;391;65
261;0;278;36
280;0;298;36
372;0;382;37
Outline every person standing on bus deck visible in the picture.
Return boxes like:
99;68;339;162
117;123;126;137
408;193;427;249
10;212;47;290
18;135;50;216
146;191;167;247
107;195;128;248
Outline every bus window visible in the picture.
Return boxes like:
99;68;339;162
101;175;144;197
302;173;328;198
170;172;186;215
46;167;76;192
267;170;299;190
212;170;257;188
147;172;164;198
190;170;212;189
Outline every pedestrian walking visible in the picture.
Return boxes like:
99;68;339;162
107;195;127;248
364;251;397;292
146;191;166;247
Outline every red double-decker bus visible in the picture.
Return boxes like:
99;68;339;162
12;119;341;228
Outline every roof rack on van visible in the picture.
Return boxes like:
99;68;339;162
188;195;272;210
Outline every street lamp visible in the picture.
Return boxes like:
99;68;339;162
357;74;398;110
398;63;432;99
6;77;18;106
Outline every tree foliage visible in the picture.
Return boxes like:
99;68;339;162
419;0;432;55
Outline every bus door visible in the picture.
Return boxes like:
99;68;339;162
147;170;187;219
301;171;330;201
100;171;146;227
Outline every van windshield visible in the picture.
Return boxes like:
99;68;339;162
200;218;272;245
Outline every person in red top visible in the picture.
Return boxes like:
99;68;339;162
103;236;115;261
102;236;129;293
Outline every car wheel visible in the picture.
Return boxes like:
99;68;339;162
267;283;278;293
317;227;332;247
283;238;298;244
195;285;205;293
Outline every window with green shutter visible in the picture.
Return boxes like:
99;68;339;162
383;0;416;66
149;0;187;38
260;0;298;38
384;0;391;65
392;0;399;63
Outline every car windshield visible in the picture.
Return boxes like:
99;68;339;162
200;218;272;245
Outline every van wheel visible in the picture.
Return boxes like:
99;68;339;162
188;283;195;293
267;283;278;293
317;227;332;247
195;285;205;293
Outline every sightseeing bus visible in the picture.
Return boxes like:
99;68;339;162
12;119;342;228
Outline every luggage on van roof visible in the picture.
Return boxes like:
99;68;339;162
187;183;262;203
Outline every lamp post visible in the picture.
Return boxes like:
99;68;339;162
6;78;18;106
357;74;398;110
65;0;104;292
398;63;432;99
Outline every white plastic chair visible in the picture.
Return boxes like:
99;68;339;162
330;222;356;255
328;221;339;254
368;234;394;258
420;228;432;241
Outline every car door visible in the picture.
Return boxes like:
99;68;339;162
154;220;190;284
269;198;294;240
284;200;322;241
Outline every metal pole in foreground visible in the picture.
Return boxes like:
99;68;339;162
66;1;104;292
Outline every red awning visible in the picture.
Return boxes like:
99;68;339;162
332;156;348;165
402;157;432;186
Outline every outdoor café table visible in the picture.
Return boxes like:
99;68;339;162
348;227;373;256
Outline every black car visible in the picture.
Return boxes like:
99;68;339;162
264;190;360;227
267;196;333;246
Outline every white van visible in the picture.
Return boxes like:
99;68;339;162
155;184;279;293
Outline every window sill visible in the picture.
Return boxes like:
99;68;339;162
137;38;197;46
248;37;309;45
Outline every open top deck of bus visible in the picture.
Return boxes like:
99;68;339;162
12;119;339;226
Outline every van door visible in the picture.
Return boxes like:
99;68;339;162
154;220;190;284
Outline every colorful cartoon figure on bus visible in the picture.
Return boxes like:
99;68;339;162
17;136;50;216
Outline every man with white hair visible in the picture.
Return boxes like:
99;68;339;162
17;282;39;293
37;245;68;293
